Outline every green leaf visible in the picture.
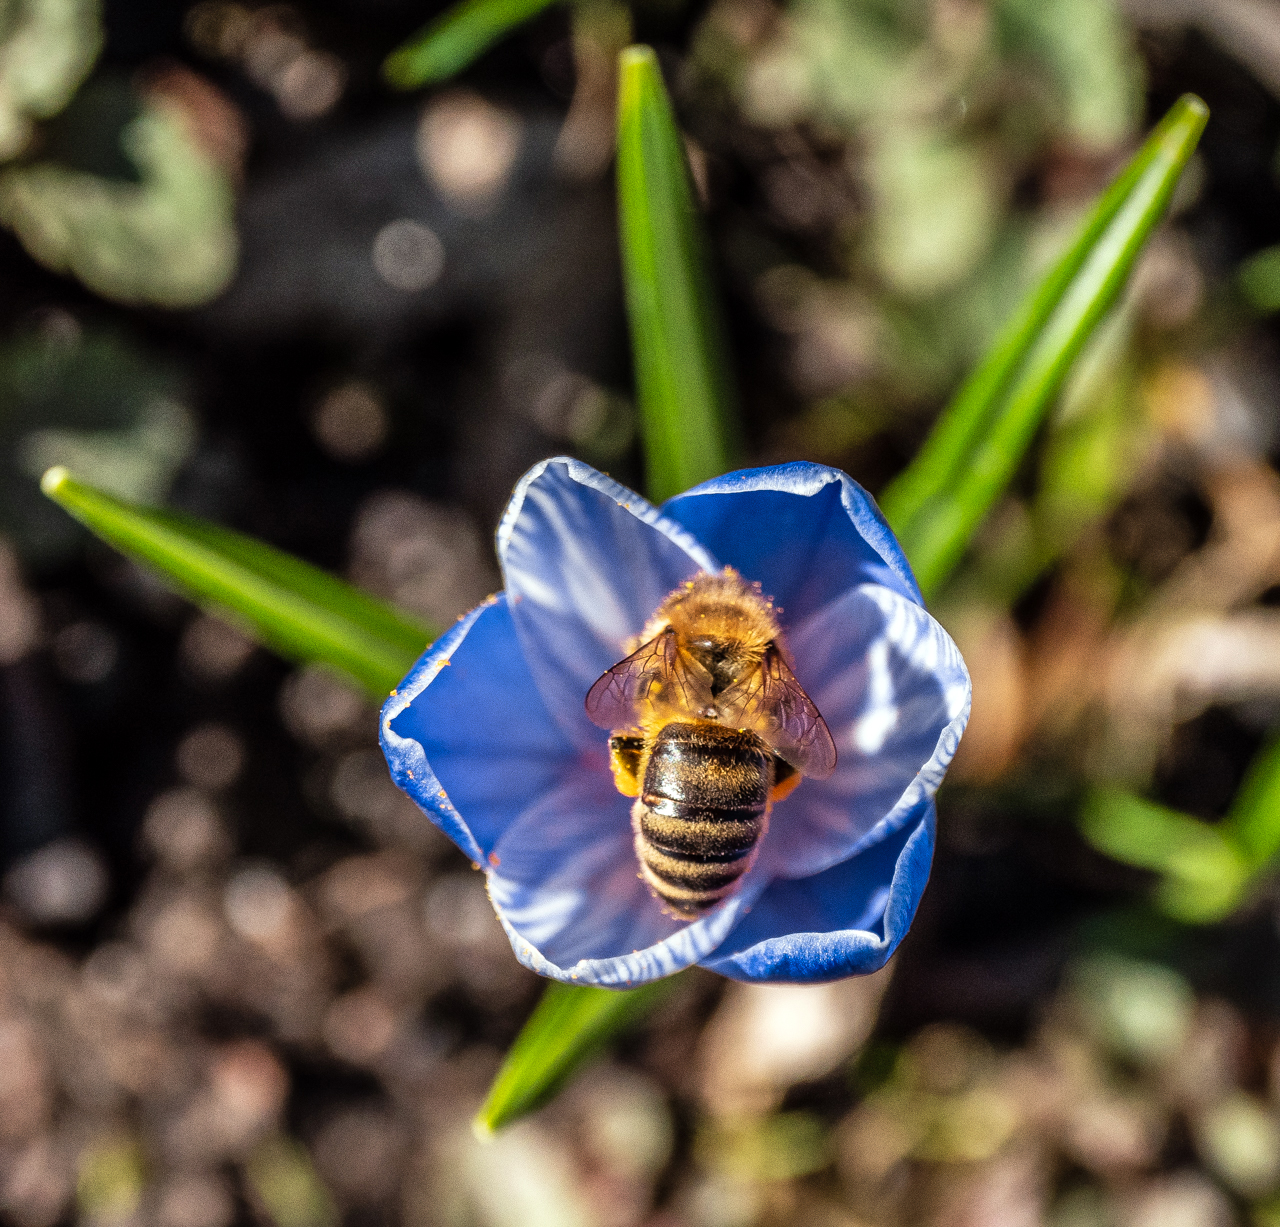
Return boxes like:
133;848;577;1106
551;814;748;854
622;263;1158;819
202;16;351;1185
41;467;432;697
475;977;677;1137
1238;244;1280;315
617;44;740;503
1080;787;1248;924
383;0;559;89
1222;736;1280;872
881;94;1208;599
0;98;237;308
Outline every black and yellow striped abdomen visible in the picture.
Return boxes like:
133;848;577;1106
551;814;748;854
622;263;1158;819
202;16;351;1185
631;721;773;918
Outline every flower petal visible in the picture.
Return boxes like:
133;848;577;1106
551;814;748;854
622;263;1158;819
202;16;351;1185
760;583;970;880
487;767;768;987
381;594;576;863
701;801;935;982
497;457;718;748
661;462;920;624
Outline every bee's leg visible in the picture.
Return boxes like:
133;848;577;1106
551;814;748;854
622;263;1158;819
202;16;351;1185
608;733;645;798
771;757;802;803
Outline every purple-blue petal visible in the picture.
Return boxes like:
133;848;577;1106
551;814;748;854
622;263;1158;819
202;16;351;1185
661;462;920;625
497;457;719;749
701;801;935;982
759;584;970;881
380;594;575;863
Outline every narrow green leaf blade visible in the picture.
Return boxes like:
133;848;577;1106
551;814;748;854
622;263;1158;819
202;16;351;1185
883;95;1208;597
617;44;740;503
475;978;676;1136
42;467;432;697
383;0;558;89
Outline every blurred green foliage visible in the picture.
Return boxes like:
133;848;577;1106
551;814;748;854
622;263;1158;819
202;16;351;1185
1085;737;1280;925
0;322;193;561
0;99;238;307
384;0;559;88
244;1136;338;1227
1240;245;1280;315
0;0;102;161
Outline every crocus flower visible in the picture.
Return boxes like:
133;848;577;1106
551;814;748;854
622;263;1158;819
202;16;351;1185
380;458;970;987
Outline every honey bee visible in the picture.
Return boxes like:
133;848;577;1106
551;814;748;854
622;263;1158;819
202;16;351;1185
585;569;837;919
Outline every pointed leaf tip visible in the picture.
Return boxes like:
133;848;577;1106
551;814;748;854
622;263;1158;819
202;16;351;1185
40;466;69;498
38;470;433;697
615;42;740;502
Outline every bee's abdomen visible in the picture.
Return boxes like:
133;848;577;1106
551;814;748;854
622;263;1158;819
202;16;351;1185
633;721;772;919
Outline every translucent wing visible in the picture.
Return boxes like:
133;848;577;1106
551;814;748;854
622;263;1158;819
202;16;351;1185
585;628;712;730
718;644;837;779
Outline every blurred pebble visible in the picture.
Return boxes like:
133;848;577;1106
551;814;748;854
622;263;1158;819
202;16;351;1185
279;665;366;747
80;942;149;1008
310;381;390;461
52;622;117;685
347;490;496;628
1168;999;1246;1111
224;864;294;946
312;1105;403;1202
1133;233;1204;330
672;1172;762;1227
275;49;345;120
176;724;245;791
0;1017;51;1141
136;891;224;975
698;969;892;1117
424;873;500;950
322;987;400;1066
321;854;416;922
142;789;231;873
1070;954;1194;1068
0;539;40;665
1;1135;73;1227
1115;1170;1233;1227
371;220;445;294
155;1171;235;1227
3;839;108;927
453;1118;595;1227
417;92;521;214
179;613;255;683
556;1070;673;1226
207;1040;289;1148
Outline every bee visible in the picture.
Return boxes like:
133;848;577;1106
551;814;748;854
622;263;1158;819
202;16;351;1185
585;568;837;919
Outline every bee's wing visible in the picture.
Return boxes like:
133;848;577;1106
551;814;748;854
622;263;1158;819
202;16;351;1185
585;627;696;730
720;645;837;779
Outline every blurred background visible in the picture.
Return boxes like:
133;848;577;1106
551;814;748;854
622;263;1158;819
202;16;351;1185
3;0;1280;1224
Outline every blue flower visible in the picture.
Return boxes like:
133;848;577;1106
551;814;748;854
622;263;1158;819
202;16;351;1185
380;458;970;987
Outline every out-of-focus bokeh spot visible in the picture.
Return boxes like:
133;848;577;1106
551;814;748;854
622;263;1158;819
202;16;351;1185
417;90;523;214
370;220;446;294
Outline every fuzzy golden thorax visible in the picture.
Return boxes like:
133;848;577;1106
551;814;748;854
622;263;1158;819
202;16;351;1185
636;569;779;697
